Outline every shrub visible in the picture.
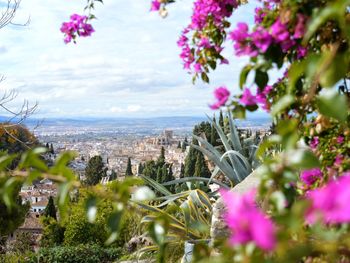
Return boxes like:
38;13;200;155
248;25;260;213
36;244;123;263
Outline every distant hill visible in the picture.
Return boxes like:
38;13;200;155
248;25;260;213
0;115;271;137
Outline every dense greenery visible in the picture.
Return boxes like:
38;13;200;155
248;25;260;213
36;244;123;263
142;147;176;193
0;179;29;252
85;155;107;185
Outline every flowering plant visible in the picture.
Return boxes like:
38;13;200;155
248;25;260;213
61;0;350;262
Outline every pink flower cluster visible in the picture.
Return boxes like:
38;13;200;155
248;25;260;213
309;137;319;150
190;0;238;31
60;14;94;44
221;189;276;251
150;0;161;11
306;173;350;224
230;13;308;58
210;86;230;110
300;168;323;186
240;86;272;111
177;0;238;72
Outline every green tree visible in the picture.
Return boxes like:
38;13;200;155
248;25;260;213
194;153;211;178
85;155;107;186
125;157;133;176
210;116;219;146
219;110;224;129
44;196;57;220
157;147;165;167
179;163;185;179
143;160;157;180
182;137;188;152
161;165;168;183
167;165;175;192
156;167;162;183
109;170;117;181
11;232;34;254
40;217;65;248
50;143;54;154
137;163;144;175
0;180;29;252
184;146;197;177
177;141;181;149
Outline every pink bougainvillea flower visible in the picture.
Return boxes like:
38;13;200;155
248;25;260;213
337;136;344;144
209;86;230;110
254;7;265;24
230;23;259;57
150;0;161;11
256;85;272;111
293;14;307;39
306;173;350;224
60;14;94;44
270;19;290;42
309;137;319;150
300;168;323;186
296;45;308;59
240;88;257;106
335;155;343;166
220;189;276;251
193;62;202;73
251;27;272;52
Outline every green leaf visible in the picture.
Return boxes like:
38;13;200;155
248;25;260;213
254;69;269;90
317;89;348;122
271;95;295;116
319;52;350;88
288;150;320;169
288;60;306;92
85;196;97;223
232;105;246;119
201;72;209;83
132;186;155;201
239;64;253;89
304;4;338;42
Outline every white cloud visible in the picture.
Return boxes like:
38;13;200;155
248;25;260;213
0;0;259;118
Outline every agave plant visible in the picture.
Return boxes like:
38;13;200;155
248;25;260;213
135;175;214;257
192;111;261;185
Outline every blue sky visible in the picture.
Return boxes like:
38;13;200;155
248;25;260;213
0;0;258;118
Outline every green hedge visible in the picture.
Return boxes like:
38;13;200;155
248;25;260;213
35;244;123;263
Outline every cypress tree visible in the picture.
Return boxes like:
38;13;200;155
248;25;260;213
110;170;117;180
210;116;219;146
157;146;165;166
143;160;157;180
219;110;224;129
161;165;167;184
44;196;57;220
194;153;211;178
45;143;49;149
184;147;197;177
50;143;54;154
181;137;188;152
156;167;162;183
167;165;175;192
125;157;133;176
166;165;173;183
85;155;107;185
138;163;144;175
179;163;185;178
177;141;181;149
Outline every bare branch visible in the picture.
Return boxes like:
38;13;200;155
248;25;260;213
0;0;20;29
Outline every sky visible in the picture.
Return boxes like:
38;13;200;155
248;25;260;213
0;0;258;118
